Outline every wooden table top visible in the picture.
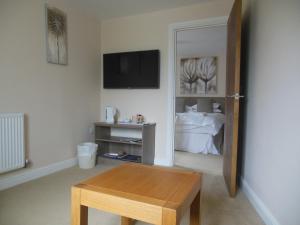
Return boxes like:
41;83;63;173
76;163;202;210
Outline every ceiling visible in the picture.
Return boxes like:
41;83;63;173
61;0;208;21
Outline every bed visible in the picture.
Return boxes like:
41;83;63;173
175;112;225;155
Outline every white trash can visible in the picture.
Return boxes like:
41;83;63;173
77;142;98;169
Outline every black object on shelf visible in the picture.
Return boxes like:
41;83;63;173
95;136;142;146
120;155;141;163
101;154;141;163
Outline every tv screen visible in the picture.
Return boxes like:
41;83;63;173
103;50;160;89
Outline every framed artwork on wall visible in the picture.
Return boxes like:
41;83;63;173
46;5;68;65
177;56;217;96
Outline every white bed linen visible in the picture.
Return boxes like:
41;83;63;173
175;132;219;154
175;112;224;155
176;124;216;136
176;112;224;135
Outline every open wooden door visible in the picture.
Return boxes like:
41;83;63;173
223;0;242;197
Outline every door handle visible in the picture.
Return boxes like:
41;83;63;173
227;93;245;100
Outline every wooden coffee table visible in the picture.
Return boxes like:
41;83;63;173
71;163;202;225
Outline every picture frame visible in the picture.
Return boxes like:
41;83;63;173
45;4;68;65
176;56;217;96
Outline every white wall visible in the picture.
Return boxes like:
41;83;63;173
100;0;233;165
242;1;300;225
0;0;101;174
176;26;227;97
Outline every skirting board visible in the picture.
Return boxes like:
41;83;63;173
241;177;280;225
0;158;77;191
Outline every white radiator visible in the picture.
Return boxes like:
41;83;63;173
0;113;25;173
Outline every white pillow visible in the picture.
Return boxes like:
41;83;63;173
185;104;197;112
213;102;221;109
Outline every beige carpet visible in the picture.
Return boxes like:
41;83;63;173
0;159;264;225
175;150;223;175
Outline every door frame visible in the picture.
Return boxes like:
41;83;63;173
166;17;228;166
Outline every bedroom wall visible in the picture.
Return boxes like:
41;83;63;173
176;25;227;97
100;0;234;165
241;0;300;225
0;0;100;176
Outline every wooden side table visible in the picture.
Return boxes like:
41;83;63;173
71;163;202;225
94;122;156;164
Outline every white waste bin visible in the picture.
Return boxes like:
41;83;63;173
77;142;98;169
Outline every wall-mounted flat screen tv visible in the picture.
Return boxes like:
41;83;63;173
103;50;160;89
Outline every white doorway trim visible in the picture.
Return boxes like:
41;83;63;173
165;17;228;167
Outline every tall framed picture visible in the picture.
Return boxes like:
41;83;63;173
46;5;68;65
178;56;217;96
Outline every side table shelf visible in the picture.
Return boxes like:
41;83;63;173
94;122;155;164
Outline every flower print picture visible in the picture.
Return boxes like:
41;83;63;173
180;57;217;95
46;5;67;65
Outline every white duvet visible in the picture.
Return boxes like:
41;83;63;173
175;112;225;155
176;112;224;135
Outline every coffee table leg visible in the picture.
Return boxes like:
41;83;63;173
121;216;135;225
71;187;88;225
190;191;201;225
162;208;178;225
